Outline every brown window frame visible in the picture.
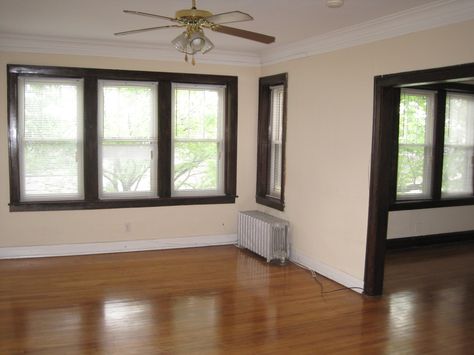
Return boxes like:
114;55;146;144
7;64;238;212
256;73;288;211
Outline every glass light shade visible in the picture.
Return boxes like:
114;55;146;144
172;32;195;54
189;33;205;51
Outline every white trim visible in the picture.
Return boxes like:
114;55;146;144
260;0;474;65
0;234;237;259
1;1;473;67
0;33;261;67
290;249;364;294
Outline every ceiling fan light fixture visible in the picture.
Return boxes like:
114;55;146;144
118;0;274;64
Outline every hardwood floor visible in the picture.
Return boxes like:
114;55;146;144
1;243;473;354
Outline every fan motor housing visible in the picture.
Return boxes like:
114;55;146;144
176;9;212;20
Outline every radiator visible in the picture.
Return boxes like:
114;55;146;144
237;210;290;263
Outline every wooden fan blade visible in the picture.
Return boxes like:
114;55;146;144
206;11;253;25
123;10;177;22
115;25;182;36
213;25;275;44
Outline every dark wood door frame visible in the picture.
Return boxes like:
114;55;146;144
363;62;474;296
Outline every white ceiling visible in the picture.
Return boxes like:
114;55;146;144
0;0;446;54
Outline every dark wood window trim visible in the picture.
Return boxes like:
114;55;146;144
391;83;474;211
256;73;288;211
7;64;238;212
364;62;474;296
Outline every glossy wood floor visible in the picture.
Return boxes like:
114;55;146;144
1;243;473;354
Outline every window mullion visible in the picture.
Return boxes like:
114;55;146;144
83;77;99;201
432;90;446;200
158;80;171;198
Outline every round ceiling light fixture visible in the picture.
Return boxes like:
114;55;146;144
327;0;344;8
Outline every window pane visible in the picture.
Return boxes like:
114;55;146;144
101;142;156;194
397;145;431;195
172;84;224;195
442;93;474;196
174;142;218;191
269;143;282;196
174;87;220;139
396;90;434;199
268;85;284;198
23;142;80;196
23;81;80;140
19;78;83;201
102;83;156;139
99;81;158;198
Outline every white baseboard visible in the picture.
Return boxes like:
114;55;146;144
0;234;237;259
290;250;364;294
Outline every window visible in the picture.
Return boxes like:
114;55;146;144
394;86;474;207
18;77;84;201
256;73;287;210
172;84;225;196
8;65;237;211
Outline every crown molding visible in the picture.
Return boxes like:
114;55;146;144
0;33;261;67
1;1;473;68
260;0;474;65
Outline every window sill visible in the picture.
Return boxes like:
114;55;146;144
256;195;284;211
390;197;474;211
9;195;236;212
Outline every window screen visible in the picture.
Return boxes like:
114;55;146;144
442;93;474;196
268;85;284;198
171;83;225;196
18;77;84;201
396;89;435;199
98;80;158;199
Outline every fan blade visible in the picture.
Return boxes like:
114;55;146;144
123;10;177;22
115;25;182;36
213;25;275;44
206;11;253;25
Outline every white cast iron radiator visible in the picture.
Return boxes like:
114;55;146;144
237;210;290;263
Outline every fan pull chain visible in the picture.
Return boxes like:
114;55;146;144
192;55;196;65
185;53;188;62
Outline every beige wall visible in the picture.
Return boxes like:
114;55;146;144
261;20;474;280
2;19;474;283
387;207;474;238
0;52;260;247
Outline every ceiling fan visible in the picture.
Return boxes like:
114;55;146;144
114;0;275;64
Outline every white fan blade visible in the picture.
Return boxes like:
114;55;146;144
206;11;253;25
123;10;177;22
115;25;182;36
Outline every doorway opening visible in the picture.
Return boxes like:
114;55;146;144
364;62;474;296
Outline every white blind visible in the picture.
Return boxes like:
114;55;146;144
396;89;435;199
18;77;84;201
98;80;158;198
268;85;284;198
171;83;225;196
442;93;474;196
